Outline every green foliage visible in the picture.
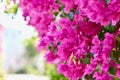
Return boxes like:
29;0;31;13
15;65;40;75
15;37;67;80
116;35;120;49
111;51;120;64
84;58;90;64
25;65;40;75
105;0;110;3
67;12;73;21
113;76;119;80
45;63;67;80
4;3;18;14
84;53;94;64
85;74;94;80
109;66;116;75
56;0;60;3
98;30;105;40
110;37;120;64
98;24;117;40
24;37;38;58
14;37;40;75
103;25;117;33
54;12;59;16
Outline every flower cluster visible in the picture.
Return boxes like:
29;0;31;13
20;0;120;80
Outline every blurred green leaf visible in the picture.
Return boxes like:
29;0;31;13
116;35;120;46
105;0;110;3
109;66;116;75
98;31;105;40
67;12;73;21
54;12;59;16
113;76;119;80
25;65;40;75
103;24;117;33
23;37;38;58
85;74;93;80
59;5;64;11
4;3;18;14
56;0;60;3
84;58;90;64
45;64;67;80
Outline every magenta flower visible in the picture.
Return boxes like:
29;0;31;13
19;0;120;79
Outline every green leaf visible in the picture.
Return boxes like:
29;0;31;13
54;12;59;16
116;35;120;47
103;25;117;33
59;5;64;11
67;12;73;21
116;40;120;49
116;60;120;64
98;31;105;40
84;58;90;64
109;66;116;75
105;0;110;3
48;46;53;51
56;0;60;3
113;76;119;80
85;74;93;80
48;46;57;54
4;4;18;14
60;12;67;17
53;48;57;53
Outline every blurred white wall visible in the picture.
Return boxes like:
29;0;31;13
0;2;38;71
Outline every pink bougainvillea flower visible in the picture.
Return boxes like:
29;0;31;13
19;0;120;79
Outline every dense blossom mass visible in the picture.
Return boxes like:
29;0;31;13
20;0;120;80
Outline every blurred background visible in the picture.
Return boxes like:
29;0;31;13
0;0;67;80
